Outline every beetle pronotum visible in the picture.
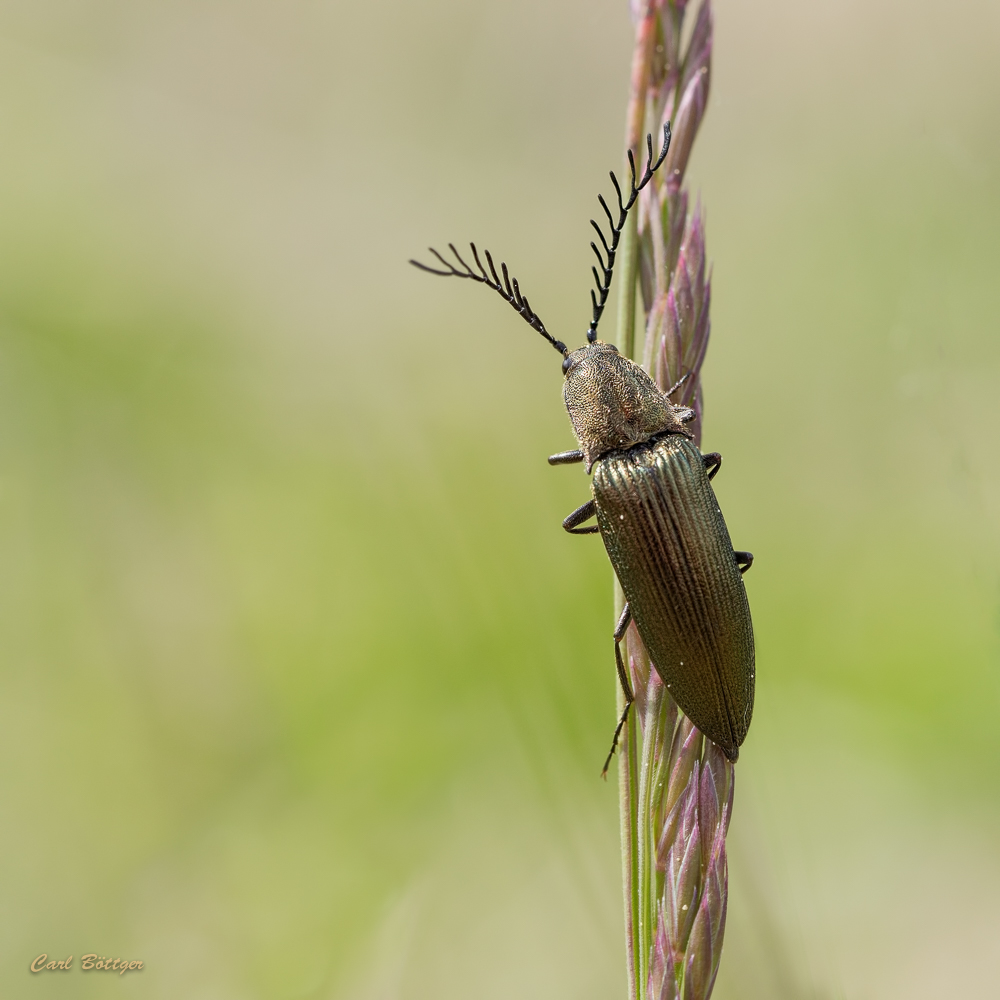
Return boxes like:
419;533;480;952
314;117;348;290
411;124;754;770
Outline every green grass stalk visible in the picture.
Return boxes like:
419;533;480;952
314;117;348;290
613;4;732;999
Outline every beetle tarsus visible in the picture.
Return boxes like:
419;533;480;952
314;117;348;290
703;452;722;480
563;499;600;535
601;702;632;778
735;550;753;574
548;449;584;465
664;373;687;397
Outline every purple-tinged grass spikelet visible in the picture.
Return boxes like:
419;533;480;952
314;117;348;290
614;3;733;1000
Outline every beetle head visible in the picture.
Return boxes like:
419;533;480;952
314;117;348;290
562;342;693;471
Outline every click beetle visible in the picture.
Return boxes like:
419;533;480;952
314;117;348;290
411;124;754;769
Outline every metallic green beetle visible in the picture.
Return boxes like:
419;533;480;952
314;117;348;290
411;124;754;768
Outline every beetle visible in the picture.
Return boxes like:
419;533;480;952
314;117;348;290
411;124;754;769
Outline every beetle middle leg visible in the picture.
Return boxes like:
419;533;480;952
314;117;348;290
703;452;722;480
562;499;600;535
735;550;753;574
601;603;634;777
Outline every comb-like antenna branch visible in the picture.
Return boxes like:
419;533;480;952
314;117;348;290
598;194;615;231
591;220;611;258
410;242;568;358
585;121;672;344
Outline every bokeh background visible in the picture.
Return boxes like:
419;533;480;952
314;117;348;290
1;1;998;997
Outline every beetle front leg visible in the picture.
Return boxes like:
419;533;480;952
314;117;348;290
562;499;600;535
735;550;753;574
548;449;583;465
601;603;634;777
703;452;722;480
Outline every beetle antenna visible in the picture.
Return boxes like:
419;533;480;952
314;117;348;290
586;122;671;344
410;242;568;358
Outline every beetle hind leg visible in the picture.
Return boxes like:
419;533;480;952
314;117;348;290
562;499;600;535
601;604;634;778
735;550;753;573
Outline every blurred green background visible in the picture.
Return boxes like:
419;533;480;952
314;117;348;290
1;1;998;997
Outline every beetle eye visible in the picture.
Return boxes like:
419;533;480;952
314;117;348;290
562;357;573;375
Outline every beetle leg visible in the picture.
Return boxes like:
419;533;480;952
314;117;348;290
612;603;634;698
601;605;634;777
664;373;689;398
548;449;584;465
734;550;753;574
703;452;722;480
562;499;600;535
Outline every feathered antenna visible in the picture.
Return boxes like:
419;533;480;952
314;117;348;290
410;243;568;358
586;122;672;343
